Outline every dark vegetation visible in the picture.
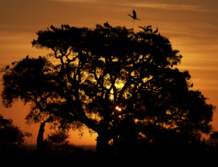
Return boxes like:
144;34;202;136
1;21;218;164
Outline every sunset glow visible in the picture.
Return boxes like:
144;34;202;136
115;106;122;112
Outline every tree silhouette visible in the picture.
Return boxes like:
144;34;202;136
1;23;215;154
207;131;218;147
0;114;31;148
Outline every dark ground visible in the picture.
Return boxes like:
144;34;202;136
0;144;217;166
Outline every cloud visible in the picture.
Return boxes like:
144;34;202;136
47;0;214;13
51;0;96;3
121;2;208;12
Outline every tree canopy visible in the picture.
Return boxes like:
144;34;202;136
1;23;215;153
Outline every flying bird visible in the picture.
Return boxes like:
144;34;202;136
128;10;140;23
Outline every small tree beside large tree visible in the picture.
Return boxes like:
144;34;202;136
0;114;31;148
1;23;215;153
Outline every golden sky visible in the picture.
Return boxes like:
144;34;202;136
0;0;218;145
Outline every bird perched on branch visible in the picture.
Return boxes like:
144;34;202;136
5;65;9;70
128;10;140;23
153;27;158;34
61;24;71;30
50;25;58;32
104;22;111;28
138;25;152;33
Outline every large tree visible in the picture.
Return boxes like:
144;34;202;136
1;23;214;153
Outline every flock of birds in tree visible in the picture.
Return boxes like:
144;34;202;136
104;10;159;34
5;10;156;71
4;55;28;70
128;10;159;34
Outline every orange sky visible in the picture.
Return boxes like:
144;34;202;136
0;0;218;145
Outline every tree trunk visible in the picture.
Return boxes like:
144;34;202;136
37;120;47;155
96;133;111;153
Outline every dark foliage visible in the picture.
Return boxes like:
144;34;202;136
0;114;31;149
1;23;215;155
